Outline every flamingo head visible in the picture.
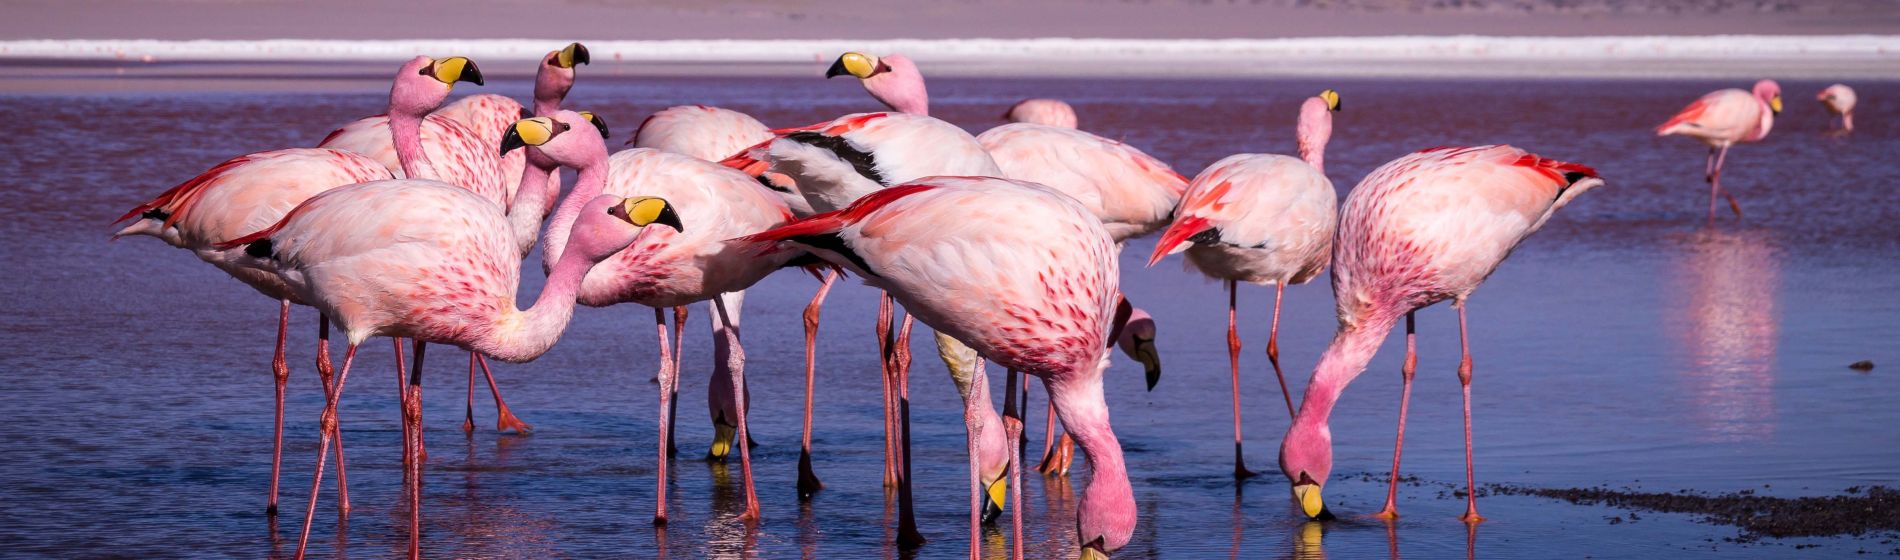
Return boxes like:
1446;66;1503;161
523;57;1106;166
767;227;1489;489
111;214;183;246
535;43;588;106
1279;419;1337;521
564;195;684;265
392;55;483;117
827;52;928;115
1114;306;1162;391
1319;89;1342;112
1752;79;1782;114
501;110;610;160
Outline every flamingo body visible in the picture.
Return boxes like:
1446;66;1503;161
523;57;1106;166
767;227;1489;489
1656;80;1780;147
1818;84;1857;132
977;123;1187;241
319;114;509;208
1004;98;1079;129
1152;153;1335;285
632;105;774;161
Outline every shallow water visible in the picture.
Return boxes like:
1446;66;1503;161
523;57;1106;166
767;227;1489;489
3;72;1898;559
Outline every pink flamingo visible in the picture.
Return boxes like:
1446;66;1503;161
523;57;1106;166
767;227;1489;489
319;46;587;433
1004;98;1079;129
1148;90;1341;478
1656;79;1780;222
1818;84;1857;135
741;176;1135;560
831;49;1175;477
227;110;681;559
537;147;796;524
114;148;393;516
1276;145;1603;522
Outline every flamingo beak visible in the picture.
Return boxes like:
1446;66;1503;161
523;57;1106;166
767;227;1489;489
1080;542;1111;560
981;478;1006;523
1769;95;1783;114
1293;482;1334;520
708;422;736;460
1133;334;1161;391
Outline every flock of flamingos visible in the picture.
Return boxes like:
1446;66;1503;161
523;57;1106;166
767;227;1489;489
111;43;1860;559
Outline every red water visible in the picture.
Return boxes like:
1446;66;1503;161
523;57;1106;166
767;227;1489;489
3;73;1898;558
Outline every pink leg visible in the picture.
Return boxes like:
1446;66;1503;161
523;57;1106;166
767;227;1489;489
268;300;291;516
1037;399;1057;473
293;344;357;560
476;355;531;433
463;350;476;433
666;306;686;457
711;295;760;522
1457;306;1484;524
1268;283;1294;418
1227;280;1256;478
316;316;349;513
404;341;427;559
1374;312;1417;519
893;315;924;549
1714;145;1741;219
878;294;898;489
799;271;837;499
1004;415;1025;560
1844;112;1854;133
393;338;410;467
651;307;676;526
965;364;986;560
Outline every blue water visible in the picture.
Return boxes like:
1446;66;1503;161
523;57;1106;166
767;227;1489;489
3;71;1898;558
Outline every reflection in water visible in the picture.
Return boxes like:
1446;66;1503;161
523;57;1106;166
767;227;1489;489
1666;228;1783;442
1292;521;1326;560
703;462;758;558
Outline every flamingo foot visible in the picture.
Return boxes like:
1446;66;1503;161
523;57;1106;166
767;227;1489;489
1460;510;1485;524
797;448;824;499
1372;507;1399;520
496;406;533;435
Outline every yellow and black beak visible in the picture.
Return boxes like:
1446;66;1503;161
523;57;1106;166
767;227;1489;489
1320;89;1342;112
979;477;1006;524
1292;477;1336;521
576;111;610;139
1080;538;1110;560
500;117;557;155
1770;95;1783;114
1134;333;1161;391
555;42;590;69
422;56;484;88
826;51;881;79
611;196;684;232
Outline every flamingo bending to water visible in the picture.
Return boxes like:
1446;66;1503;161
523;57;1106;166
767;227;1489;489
1656;79;1779;222
1148;90;1341;478
228;110;680;559
1818;84;1857;135
742;176;1134;559
1276;145;1603;522
1005;98;1079;129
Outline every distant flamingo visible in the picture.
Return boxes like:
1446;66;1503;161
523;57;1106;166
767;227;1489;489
114;148;393;516
1004;98;1079;129
1148;90;1341;478
1818;84;1857;135
227;110;681;559
742;176;1134;559
537;147;795;524
1276;145;1603;523
1656;79;1780;222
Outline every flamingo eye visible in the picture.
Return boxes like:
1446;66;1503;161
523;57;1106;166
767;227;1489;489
560;122;572;131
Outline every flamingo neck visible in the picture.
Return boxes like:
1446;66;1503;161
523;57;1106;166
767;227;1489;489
509;160;558;256
389;111;432;179
1292;311;1400;428
1296;100;1332;175
1048;367;1135;551
480;238;591;362
540;157;610;272
941;333;1010;477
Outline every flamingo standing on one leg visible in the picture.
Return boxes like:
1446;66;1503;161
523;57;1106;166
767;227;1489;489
1148;90;1341;478
1656;79;1780;222
1276;145;1604;523
536;147;796;524
1818;84;1857;135
229;110;681;559
742;176;1135;559
114;148;393;516
1004;98;1079;129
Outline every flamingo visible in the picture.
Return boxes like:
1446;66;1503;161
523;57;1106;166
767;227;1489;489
1275;145;1603;523
1818;84;1857;135
536;146;796;524
226;110;681;559
831;49;1175;477
113;148;394;517
1147;90;1341;478
319;45;587;433
740;176;1135;560
1004;98;1079;129
1655;79;1780;222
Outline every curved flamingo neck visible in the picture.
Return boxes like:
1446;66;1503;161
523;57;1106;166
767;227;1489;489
480;237;591;362
509;160;558;256
390;112;432;179
1296;98;1333;175
1048;370;1134;550
1293;311;1400;428
540;153;611;271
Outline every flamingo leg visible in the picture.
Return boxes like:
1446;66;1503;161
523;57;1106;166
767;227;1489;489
1268;283;1294;418
878;294;898;489
1714;145;1741;219
965;361;988;560
1017;370;1029;463
1374;312;1418;519
1004;414;1025;560
315;316;349;513
652;307;675;526
1037;398;1057;473
893;315;925;549
268;300;291;516
462;350;476;433
293;343;356;560
394;338;410;467
1844;111;1854;133
798;271;837;499
477;355;530;434
404;341;427;559
1456;305;1484;524
667;306;686;457
1227;280;1256;478
712;294;760;522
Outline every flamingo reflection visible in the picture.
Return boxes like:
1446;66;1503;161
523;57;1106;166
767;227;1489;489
1667;228;1782;442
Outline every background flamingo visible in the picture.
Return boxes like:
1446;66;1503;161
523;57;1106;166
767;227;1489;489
1656;79;1780;222
226;110;680;559
1004;98;1079;129
742;176;1134;559
1818;84;1857;135
1276;145;1603;523
1147;90;1340;478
